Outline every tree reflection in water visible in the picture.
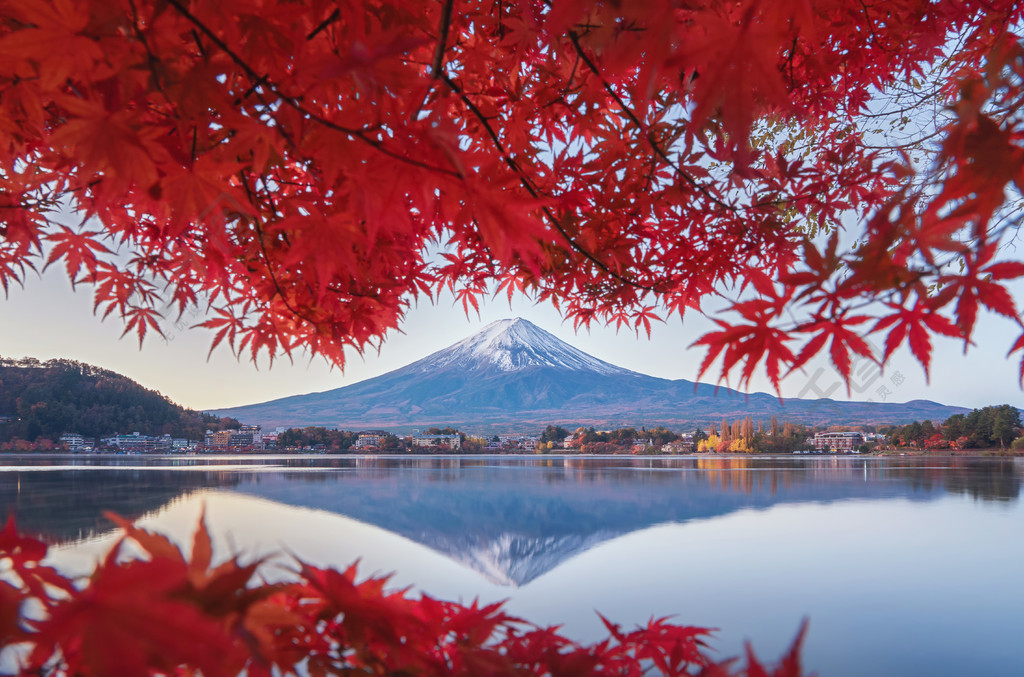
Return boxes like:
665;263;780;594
1;455;1018;584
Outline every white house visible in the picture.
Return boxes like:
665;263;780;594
412;433;461;450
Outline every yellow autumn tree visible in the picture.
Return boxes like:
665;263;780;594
729;437;752;453
697;434;721;453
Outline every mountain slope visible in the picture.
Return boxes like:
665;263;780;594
213;318;968;431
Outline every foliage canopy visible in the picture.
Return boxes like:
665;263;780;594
0;1;1023;387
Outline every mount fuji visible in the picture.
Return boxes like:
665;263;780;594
213;318;967;431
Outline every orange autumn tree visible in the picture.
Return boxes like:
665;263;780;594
0;0;1023;387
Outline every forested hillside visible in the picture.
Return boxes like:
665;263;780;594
0;357;239;442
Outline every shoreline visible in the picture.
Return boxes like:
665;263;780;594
0;450;1020;459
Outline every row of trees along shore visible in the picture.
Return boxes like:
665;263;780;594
886;405;1023;451
695;416;817;454
567;407;1024;454
277;410;1024;455
278;427;473;452
6;409;1022;454
542;419;831;454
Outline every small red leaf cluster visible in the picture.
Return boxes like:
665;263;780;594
0;1;1021;386
0;515;809;677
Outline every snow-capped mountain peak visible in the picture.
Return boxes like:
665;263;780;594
213;315;969;430
415;318;633;375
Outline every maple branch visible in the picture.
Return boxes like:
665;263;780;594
164;0;462;179
410;0;456;120
858;127;947;150
438;73;662;294
306;8;340;41
190;29;207;57
784;37;798;90
858;86;950;119
127;0;169;97
236;173;321;331
856;0;882;48
564;54;582;93
564;30;739;215
431;0;455;77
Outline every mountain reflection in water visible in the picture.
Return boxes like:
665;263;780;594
0;455;1018;586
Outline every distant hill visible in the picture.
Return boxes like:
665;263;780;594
213;318;969;431
0;357;240;442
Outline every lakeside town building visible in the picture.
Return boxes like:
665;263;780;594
204;425;265;450
411;433;462;450
813;431;865;452
353;431;389;449
660;434;695;453
497;434;539;450
58;426;267;452
58;432;86;450
94;432;194;452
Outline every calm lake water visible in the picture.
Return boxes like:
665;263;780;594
1;454;1022;676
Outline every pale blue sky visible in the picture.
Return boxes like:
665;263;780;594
0;263;1021;413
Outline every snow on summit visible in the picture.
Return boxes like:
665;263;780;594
415;318;633;375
